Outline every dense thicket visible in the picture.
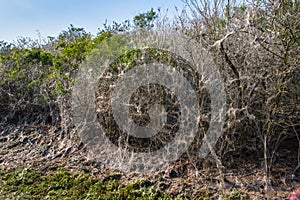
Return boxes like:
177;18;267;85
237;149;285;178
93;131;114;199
0;0;299;189
178;0;299;187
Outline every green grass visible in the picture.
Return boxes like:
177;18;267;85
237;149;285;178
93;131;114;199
0;168;251;199
0;168;171;200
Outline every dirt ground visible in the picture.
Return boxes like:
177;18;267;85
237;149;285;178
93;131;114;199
0;124;299;199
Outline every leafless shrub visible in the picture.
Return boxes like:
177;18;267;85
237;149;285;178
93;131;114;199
178;0;300;189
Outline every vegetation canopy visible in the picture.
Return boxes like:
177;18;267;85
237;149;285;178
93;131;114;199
0;1;299;199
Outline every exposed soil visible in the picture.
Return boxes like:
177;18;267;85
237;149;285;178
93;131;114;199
0;123;299;199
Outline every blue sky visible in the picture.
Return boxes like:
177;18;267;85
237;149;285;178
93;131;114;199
0;0;185;43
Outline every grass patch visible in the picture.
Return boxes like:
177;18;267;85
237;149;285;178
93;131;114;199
0;168;254;199
0;168;171;200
